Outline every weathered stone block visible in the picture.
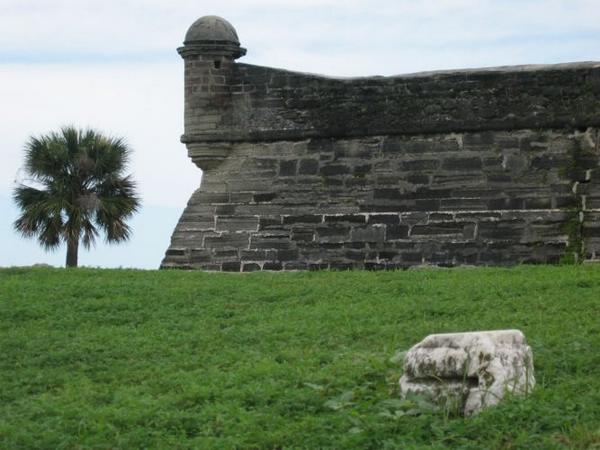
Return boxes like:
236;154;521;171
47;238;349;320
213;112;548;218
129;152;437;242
368;214;400;225
325;214;366;224
263;261;283;271
213;249;239;262
277;249;299;261
320;164;350;176
399;330;535;416
190;249;212;263
373;188;400;200
478;220;527;241
204;233;250;250
283;215;322;224
241;249;276;261
284;262;309;270
279;160;297;177
253;193;277;203
215;216;259;232
377;250;398;261
401;160;440;171
250;235;294;250
222;261;241;272
400;252;423;263
298;159;319;175
410;223;466;236
329;262;354;270
406;174;430;185
195;192;229;203
442;157;483;171
259;216;282;229
351;225;385;242
290;227;314;242
387;225;410;240
242;263;261;272
315;224;351;243
353;164;372;177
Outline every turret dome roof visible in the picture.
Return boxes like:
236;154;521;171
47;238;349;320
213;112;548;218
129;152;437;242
184;15;240;44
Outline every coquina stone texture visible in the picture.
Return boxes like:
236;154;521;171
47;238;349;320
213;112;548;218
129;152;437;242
161;15;600;271
399;330;535;416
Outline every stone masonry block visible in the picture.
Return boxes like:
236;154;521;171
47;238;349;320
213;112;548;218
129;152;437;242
399;330;535;416
250;235;295;250
442;157;482;171
324;214;366;224
410;223;467;237
299;159;320;175
279;160;298;177
320;164;350;176
387;224;410;240
368;214;400;225
204;233;250;250
215;216;259;232
351;225;385;242
283;215;323;224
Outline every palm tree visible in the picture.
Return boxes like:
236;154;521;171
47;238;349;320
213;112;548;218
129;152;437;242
13;126;140;267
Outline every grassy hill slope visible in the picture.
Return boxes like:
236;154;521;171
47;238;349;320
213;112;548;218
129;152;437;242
1;266;600;449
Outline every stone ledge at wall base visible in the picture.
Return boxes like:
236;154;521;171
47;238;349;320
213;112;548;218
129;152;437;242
399;330;535;416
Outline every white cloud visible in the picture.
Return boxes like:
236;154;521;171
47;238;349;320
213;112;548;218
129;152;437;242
1;0;599;68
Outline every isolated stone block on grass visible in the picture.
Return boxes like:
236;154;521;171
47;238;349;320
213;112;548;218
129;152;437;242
399;329;535;416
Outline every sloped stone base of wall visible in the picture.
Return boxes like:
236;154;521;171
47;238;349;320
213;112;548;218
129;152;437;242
162;128;600;270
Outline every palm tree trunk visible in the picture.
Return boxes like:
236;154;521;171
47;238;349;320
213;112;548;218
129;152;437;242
66;238;79;268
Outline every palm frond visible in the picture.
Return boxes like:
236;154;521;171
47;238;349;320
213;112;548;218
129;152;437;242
80;219;99;250
61;126;82;161
87;134;131;180
100;217;133;243
13;185;64;237
94;174;139;243
38;215;63;250
24;134;70;182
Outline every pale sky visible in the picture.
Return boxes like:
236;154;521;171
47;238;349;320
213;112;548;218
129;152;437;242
1;0;599;268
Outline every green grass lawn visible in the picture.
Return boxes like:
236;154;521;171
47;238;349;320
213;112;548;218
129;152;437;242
1;266;600;449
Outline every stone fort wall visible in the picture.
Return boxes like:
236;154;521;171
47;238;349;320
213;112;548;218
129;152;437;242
162;17;600;271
